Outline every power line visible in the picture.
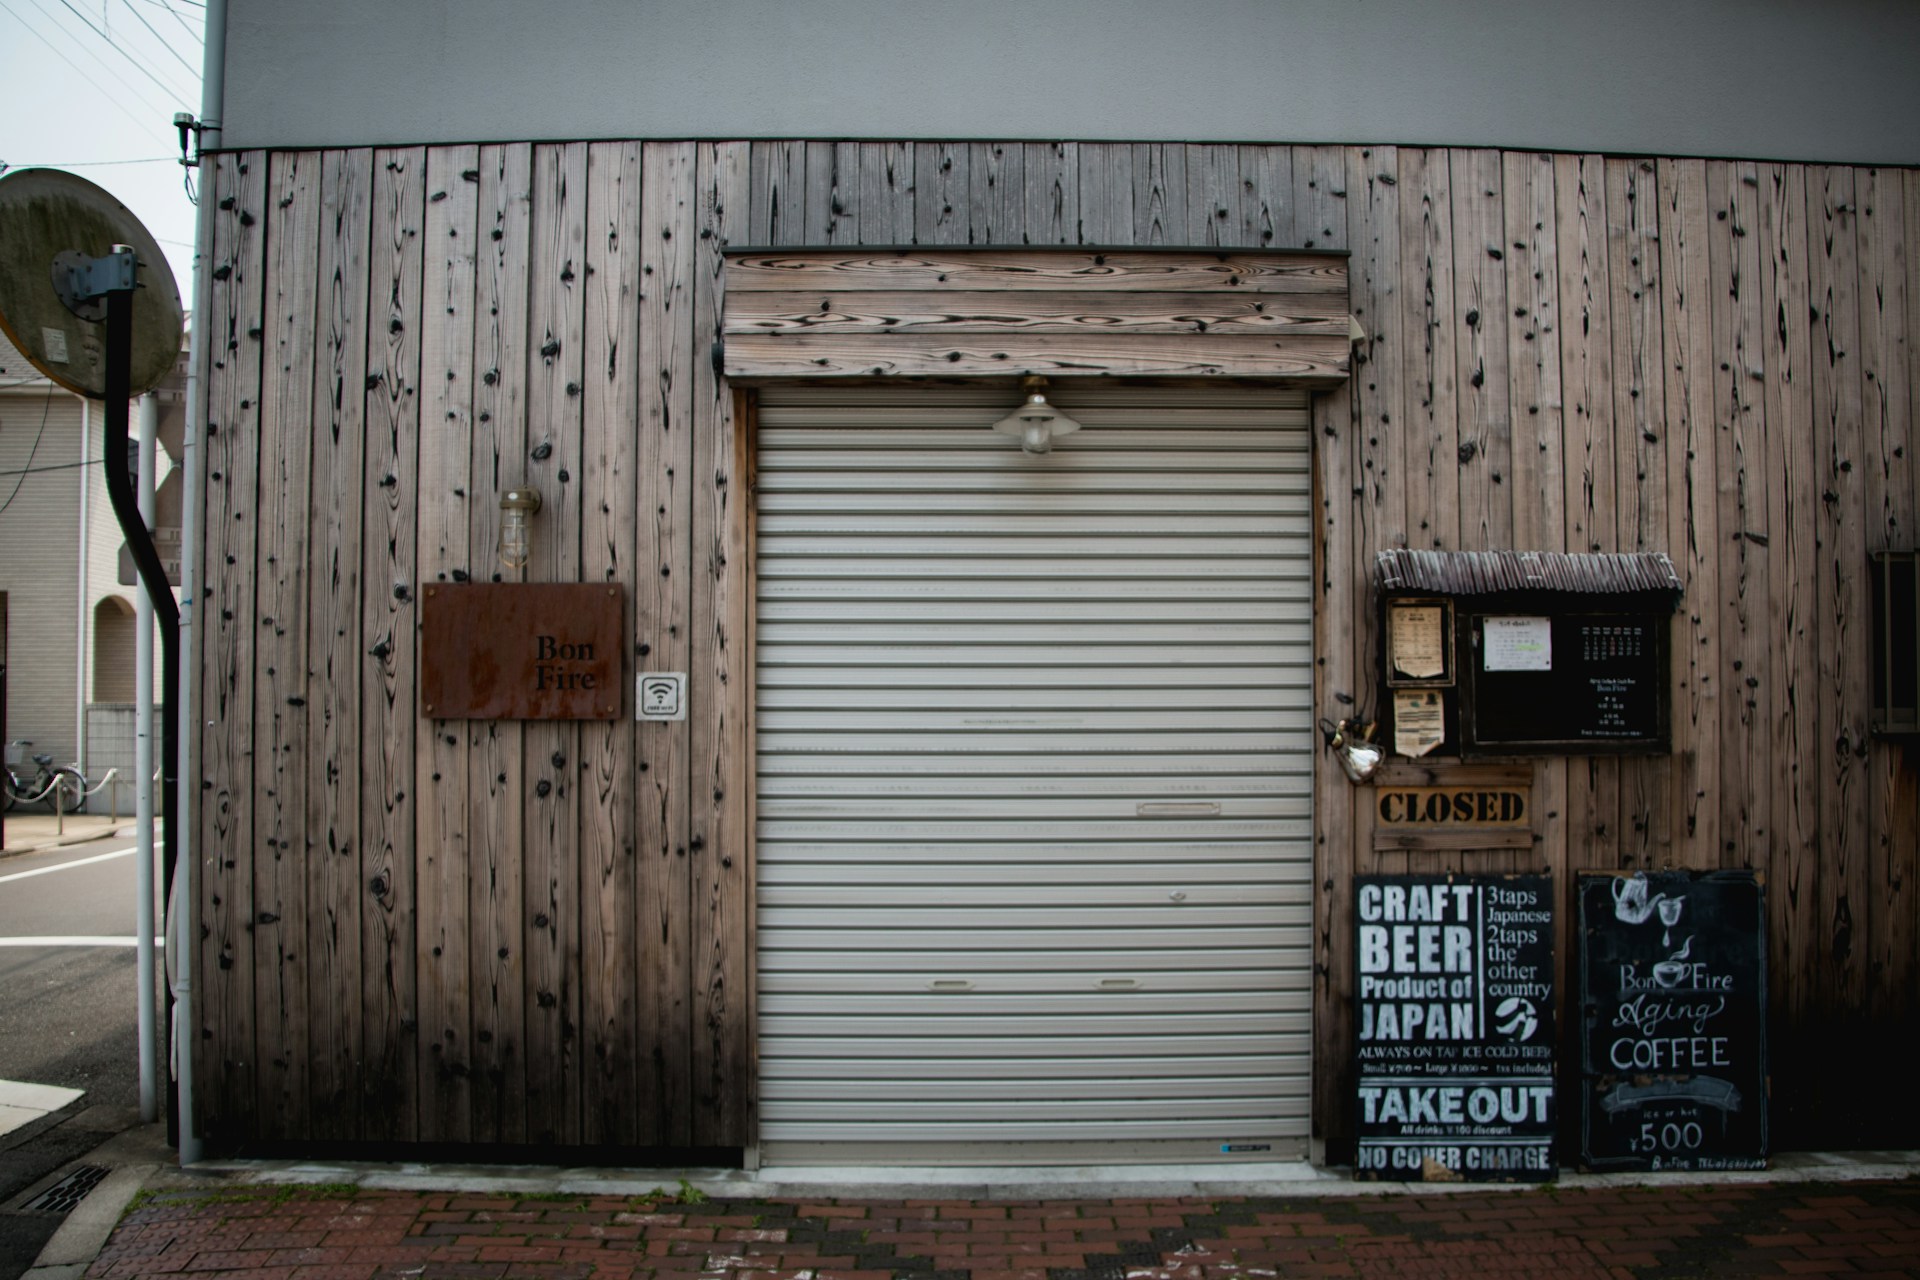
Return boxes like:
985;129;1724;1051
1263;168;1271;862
0;386;57;521
15;0;180;119
129;0;200;45
4;156;177;168
89;0;202;102
51;0;199;107
155;0;201;49
53;0;195;101
0;456;110;479
0;0;164;139
117;0;199;80
0;456;118;480
163;3;199;45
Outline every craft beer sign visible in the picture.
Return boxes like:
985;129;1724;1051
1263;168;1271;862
1355;874;1556;1181
421;583;624;720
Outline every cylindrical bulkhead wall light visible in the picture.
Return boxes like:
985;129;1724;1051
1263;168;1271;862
499;487;542;569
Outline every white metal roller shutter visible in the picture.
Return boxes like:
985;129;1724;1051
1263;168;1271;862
754;385;1315;1166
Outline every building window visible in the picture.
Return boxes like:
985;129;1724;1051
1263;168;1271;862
92;596;137;703
1871;551;1919;737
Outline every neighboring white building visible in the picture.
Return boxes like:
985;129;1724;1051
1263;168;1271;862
0;324;179;789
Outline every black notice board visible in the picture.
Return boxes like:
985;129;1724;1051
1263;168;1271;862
1355;874;1556;1181
1579;871;1768;1171
1462;610;1670;754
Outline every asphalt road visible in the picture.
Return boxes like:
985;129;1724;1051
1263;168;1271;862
0;837;163;1111
0;834;165;1278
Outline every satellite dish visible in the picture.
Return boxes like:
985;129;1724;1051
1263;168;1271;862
0;167;184;399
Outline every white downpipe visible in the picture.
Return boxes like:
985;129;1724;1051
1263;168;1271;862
199;0;224;151
136;394;158;1125
76;400;89;770
174;0;226;1168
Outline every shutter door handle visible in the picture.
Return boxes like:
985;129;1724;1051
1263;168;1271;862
1137;801;1221;817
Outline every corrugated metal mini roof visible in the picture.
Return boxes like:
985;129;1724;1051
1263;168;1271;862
1375;550;1682;596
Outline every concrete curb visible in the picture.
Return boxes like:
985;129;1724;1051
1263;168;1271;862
23;1164;151;1279
0;822;135;858
161;1146;1920;1202
19;1121;171;1278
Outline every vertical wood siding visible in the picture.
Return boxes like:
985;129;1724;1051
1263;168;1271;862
197;142;1919;1155
469;142;533;1145
200;149;266;1143
417;142;480;1143
360;146;425;1142
308;146;374;1141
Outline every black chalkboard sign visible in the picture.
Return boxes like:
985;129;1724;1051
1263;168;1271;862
1355;874;1557;1181
1579;871;1768;1171
1461;610;1670;754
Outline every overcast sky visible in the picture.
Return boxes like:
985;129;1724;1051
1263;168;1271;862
1;0;204;312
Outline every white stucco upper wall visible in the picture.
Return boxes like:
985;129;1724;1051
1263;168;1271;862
220;0;1920;164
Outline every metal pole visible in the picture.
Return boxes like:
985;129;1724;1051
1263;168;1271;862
175;8;223;1147
136;393;158;1124
76;400;89;779
100;270;181;1145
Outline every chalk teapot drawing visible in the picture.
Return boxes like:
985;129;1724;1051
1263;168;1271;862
1612;872;1668;925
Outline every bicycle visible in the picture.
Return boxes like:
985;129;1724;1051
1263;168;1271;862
2;740;88;814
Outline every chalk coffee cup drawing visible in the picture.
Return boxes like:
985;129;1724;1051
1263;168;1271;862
1657;895;1684;946
1651;936;1694;987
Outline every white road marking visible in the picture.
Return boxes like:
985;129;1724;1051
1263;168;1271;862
0;1079;85;1138
0;936;161;947
0;846;137;884
0;1079;84;1109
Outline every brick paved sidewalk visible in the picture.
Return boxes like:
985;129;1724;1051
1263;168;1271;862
85;1179;1920;1279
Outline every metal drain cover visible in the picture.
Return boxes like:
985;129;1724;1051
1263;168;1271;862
24;1165;108;1214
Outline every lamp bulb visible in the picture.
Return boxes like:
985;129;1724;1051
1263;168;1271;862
500;507;532;568
498;487;542;569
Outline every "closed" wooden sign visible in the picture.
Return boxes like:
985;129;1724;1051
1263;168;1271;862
1370;763;1535;852
1378;786;1528;828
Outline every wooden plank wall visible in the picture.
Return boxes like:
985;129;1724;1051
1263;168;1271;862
196;141;749;1149
196;142;1919;1157
719;248;1352;381
1325;150;1920;1155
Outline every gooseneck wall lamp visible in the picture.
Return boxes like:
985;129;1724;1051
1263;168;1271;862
499;487;542;569
992;376;1082;454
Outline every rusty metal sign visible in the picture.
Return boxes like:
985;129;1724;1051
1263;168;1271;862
421;583;624;720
